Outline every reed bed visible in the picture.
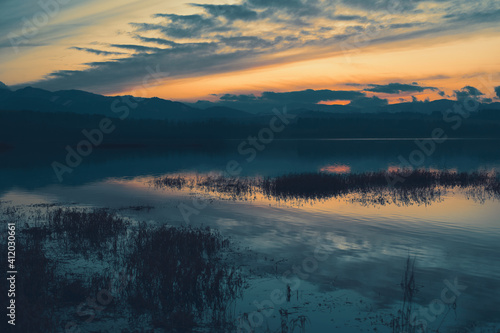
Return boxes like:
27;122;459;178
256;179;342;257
0;207;243;332
153;170;500;206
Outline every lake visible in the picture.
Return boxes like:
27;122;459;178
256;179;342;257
1;139;499;332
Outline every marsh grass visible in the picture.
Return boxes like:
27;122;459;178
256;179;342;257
265;170;500;205
277;309;310;333
0;229;58;332
0;206;244;332
125;223;244;331
153;170;500;206
44;208;129;258
154;174;261;200
48;208;128;244
392;256;423;333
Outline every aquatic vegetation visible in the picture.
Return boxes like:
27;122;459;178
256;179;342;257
119;205;155;212
392;256;420;333
152;170;500;206
0;206;244;332
153;174;261;199
0;230;58;332
277;309;310;333
125;223;244;331
47;208;128;245
42;208;129;259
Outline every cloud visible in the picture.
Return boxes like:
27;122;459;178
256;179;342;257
132;35;178;46
0;0;165;59
339;0;420;12
69;47;127;56
146;13;229;38
220;94;257;101
245;0;325;17
345;25;365;34
109;44;163;53
8;0;499;99
260;89;365;103
389;22;424;29
246;0;313;10
364;82;438;94
348;96;388;108
19;43;258;94
444;8;500;25
192;4;258;21
219;36;274;49
495;86;500;99
46;70;85;78
219;89;365;104
454;86;484;100
208;89;371;112
333;15;368;22
421;74;450;80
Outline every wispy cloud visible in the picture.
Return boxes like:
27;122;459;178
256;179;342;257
200;88;390;112
69;47;127;56
454;86;484;100
260;89;365;103
364;83;438;94
192;4;259;21
4;0;499;98
109;44;164;53
348;96;388;108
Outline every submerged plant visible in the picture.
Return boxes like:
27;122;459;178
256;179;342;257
0;206;244;332
392;256;421;333
0;232;58;332
125;223;244;331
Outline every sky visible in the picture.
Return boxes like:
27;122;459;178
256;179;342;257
0;0;499;106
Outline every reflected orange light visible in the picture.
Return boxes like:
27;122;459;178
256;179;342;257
114;33;500;102
387;166;402;172
320;165;351;174
317;100;351;106
373;91;444;104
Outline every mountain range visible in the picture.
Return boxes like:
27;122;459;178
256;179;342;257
1;82;499;121
0;84;251;121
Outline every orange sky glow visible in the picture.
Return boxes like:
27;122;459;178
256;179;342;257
1;0;499;104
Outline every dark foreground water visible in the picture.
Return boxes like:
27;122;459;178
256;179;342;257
0;139;499;332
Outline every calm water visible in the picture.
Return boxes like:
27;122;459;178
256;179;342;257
1;139;499;332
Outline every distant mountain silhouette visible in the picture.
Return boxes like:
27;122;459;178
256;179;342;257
189;95;500;115
0;86;250;121
0;81;10;90
1;86;499;122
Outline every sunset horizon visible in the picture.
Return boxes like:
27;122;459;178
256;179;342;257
1;0;499;104
1;1;499;332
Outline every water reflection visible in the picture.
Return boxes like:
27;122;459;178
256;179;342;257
1;140;499;332
151;170;500;207
0;206;244;332
1;139;499;197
